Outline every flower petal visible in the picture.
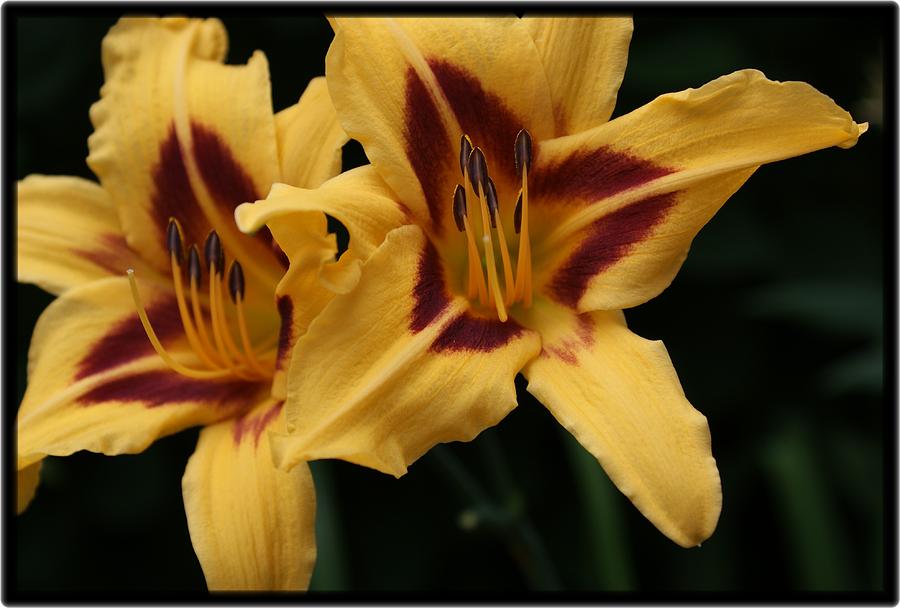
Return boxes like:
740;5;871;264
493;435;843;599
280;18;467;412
326;16;554;232
530;69;866;311
519;300;721;548
87;17;283;285
17;462;42;514
236;166;409;264
17;175;153;295
274;76;348;190
272;225;541;477
522;16;633;134
17;276;266;471
182;400;316;591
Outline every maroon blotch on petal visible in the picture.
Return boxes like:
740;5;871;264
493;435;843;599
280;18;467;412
79;370;262;409
550;193;678;308
275;296;294;371
428;59;525;184
431;313;524;353
403;66;452;232
151;126;209;253
410;238;451;333
233;401;284;448
530;146;674;206
76;296;182;380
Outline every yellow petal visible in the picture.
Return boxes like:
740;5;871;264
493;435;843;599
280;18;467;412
272;225;541;477
236;166;409;264
87;17;283;286
275;76;348;189
17;175;154;295
519;300;721;547
18;276;267;470
522;15;633;134
183;401;316;591
530;69;866;311
326;17;555;232
17;461;42;514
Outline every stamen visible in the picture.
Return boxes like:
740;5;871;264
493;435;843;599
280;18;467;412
229;261;270;377
166;218;184;265
513;130;533;307
467;147;488;198
460;147;488;306
486;178;515;305
468;148;507;322
459;134;473;177
204;231;225;276
454;184;487;301
126;270;232;379
188;245;221;363
167;220;219;369
208;260;254;379
515;128;533;178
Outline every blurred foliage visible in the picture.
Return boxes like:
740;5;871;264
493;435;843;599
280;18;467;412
12;9;889;597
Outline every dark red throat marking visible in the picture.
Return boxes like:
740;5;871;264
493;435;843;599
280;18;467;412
410;238;451;333
550;193;678;308
275;296;294;371
431;313;524;353
79;370;261;409
531;146;674;206
76;296;182;380
233;401;284;447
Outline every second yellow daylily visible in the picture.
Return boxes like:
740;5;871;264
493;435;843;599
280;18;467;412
236;16;865;548
17;17;349;590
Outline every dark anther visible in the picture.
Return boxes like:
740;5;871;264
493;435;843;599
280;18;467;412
228;261;245;303
459;134;473;176
166;218;184;265
515;129;533;178
485;178;499;228
514;191;523;234
188;245;202;284
452;184;467;232
204;230;224;275
467;147;488;196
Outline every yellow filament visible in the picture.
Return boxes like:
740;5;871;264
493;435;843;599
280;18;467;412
235;298;271;377
462;168;488;306
514;166;533;307
462;215;488;303
170;256;221;369
476;182;507;322
208;274;251;378
126;270;233;379
189;276;222;363
492;208;515;306
214;274;249;364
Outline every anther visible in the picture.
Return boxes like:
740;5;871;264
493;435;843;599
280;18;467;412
188;245;202;284
166;218;184;265
485;178;499;228
228;261;245;303
515;129;533;178
514;191;523;234
459;134;473;177
204;230;224;274
452;184;467;232
467;147;488;196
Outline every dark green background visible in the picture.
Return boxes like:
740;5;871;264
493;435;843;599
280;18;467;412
13;10;890;597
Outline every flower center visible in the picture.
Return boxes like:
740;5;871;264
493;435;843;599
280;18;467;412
452;129;533;322
126;218;276;382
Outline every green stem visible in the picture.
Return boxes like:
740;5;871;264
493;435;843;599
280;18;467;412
431;443;562;591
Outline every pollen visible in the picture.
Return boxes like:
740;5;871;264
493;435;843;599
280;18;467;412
126;219;276;381
454;130;534;320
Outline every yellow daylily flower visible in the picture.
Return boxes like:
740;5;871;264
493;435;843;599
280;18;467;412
17;17;349;590
236;16;866;549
